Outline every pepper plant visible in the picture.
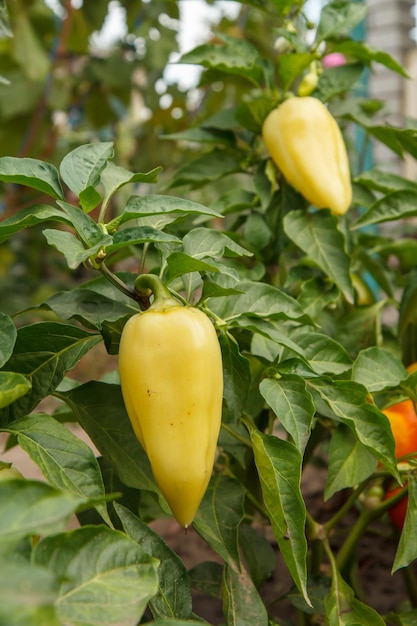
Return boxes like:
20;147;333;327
1;1;417;625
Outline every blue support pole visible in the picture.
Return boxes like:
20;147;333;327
351;0;374;175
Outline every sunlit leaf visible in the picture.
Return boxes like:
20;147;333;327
7;413;111;524
0;559;59;626
0;312;16;368
0;371;31;410
0;480;82;543
33;526;159;626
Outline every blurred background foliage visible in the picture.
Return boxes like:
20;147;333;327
0;0;286;315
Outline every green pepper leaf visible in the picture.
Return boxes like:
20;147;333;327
118;195;222;225
219;332;251;423
283;209;354;304
209;280;313;325
59;142;114;205
179;33;272;87
310;379;399;480
354;168;417;194
0;204;71;243
393;475;417;571
0;480;83;544
260;376;314;453
0;322;101;424
0;312;16;368
222;562;269;626
183;227;252;259
61;382;164;499
0;372;31;410
115;504;193;621
352;347;408;392
193;475;246;568
0;156;63;199
325;424;378;499
43;286;136;329
165;252;220;282
334;40;409;78
6;413;111;524
243;418;310;606
313;63;364;102
324;568;386;625
239;524;276;588
353;190;417;229
315;1;368;44
43;229;111;269
278;52;317;90
32;526;159;626
0;559;59;626
107;226;180;254
100;162;162;210
168;149;242;189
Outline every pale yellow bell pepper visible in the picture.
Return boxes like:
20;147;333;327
262;96;352;216
118;274;223;527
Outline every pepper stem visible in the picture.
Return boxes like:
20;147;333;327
134;274;180;310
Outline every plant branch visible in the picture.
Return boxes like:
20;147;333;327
335;508;374;573
98;262;142;305
323;479;370;534
221;423;252;447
